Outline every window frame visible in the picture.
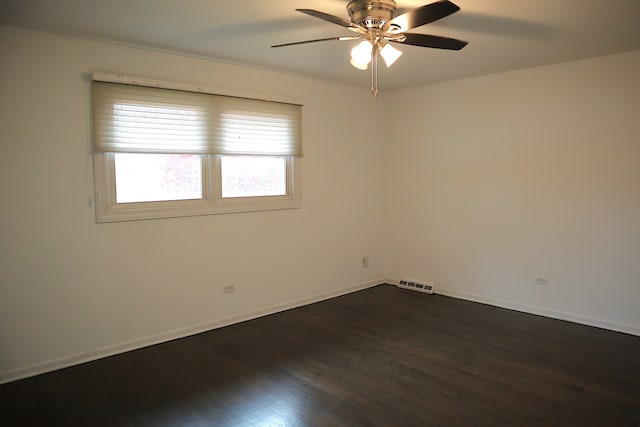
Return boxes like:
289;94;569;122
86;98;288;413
94;153;301;222
213;155;301;213
91;73;302;223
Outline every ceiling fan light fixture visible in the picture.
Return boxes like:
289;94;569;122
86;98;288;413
277;1;467;95
379;43;403;67
350;40;373;70
350;57;369;70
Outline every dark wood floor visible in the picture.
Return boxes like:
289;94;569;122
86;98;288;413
2;285;639;426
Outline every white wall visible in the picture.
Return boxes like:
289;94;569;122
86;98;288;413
0;26;386;382
384;50;640;335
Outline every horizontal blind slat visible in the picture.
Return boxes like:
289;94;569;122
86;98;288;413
92;81;302;156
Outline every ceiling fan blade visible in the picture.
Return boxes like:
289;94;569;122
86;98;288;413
389;0;460;31
296;9;358;29
394;33;468;50
271;36;357;48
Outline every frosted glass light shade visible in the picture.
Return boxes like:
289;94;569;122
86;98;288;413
350;58;369;70
350;40;373;70
380;43;403;67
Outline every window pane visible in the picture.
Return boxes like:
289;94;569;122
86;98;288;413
114;153;202;203
221;156;286;198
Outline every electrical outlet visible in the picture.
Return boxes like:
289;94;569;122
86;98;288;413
536;277;549;286
223;285;236;294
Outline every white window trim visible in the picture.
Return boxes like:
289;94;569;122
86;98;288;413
94;154;301;222
212;155;301;213
92;73;303;223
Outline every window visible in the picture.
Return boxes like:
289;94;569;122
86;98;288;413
92;77;302;222
220;155;286;198
114;153;203;203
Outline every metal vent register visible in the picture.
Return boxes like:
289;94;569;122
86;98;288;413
397;279;435;294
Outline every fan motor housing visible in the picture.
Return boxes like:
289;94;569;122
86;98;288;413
347;0;397;29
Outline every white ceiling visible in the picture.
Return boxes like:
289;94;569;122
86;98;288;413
2;0;640;91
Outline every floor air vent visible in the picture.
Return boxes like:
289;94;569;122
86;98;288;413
397;279;435;294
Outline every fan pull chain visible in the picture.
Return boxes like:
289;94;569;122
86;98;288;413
370;44;379;96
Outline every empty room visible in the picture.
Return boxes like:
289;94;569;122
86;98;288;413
1;0;639;425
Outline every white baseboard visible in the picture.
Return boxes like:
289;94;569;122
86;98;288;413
0;278;385;385
429;285;640;337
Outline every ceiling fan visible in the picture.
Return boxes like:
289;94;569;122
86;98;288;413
272;0;468;96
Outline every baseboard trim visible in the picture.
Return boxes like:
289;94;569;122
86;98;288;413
429;285;640;337
0;278;385;385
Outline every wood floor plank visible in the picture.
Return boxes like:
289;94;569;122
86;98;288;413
1;285;639;426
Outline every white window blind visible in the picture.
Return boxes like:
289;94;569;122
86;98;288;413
92;81;302;156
